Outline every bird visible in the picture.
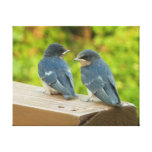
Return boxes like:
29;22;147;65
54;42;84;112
38;43;77;100
74;49;122;107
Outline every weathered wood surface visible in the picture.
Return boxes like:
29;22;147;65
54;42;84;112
13;81;138;126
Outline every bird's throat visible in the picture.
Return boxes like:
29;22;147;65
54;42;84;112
79;60;91;67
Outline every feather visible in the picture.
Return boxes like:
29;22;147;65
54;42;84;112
38;57;76;96
81;59;121;106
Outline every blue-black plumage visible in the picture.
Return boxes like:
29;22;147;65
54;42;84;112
38;43;77;100
74;49;122;107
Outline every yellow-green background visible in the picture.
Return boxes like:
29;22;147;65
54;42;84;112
13;26;139;115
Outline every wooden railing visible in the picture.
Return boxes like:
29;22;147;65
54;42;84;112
13;81;138;126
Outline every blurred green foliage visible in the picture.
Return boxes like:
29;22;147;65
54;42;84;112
13;26;139;115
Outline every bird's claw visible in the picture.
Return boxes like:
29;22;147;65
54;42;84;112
80;97;93;102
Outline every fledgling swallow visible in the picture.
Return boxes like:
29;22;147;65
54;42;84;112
74;49;122;107
38;43;77;100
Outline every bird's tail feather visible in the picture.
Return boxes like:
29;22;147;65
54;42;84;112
95;89;122;107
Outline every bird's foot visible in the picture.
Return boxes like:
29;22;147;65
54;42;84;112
50;91;60;95
81;96;94;102
87;97;94;102
45;91;51;95
37;88;45;94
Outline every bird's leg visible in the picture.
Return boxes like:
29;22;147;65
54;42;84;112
86;89;94;102
50;88;60;95
41;80;51;95
36;87;45;94
41;80;61;95
81;95;95;102
81;89;94;102
85;94;94;102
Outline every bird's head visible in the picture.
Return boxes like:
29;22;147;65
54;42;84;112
74;49;100;67
44;43;70;58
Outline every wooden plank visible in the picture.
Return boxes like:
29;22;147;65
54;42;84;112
13;81;138;126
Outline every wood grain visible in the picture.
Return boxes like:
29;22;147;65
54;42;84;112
13;81;138;126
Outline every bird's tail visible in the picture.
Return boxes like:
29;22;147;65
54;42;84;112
113;102;123;107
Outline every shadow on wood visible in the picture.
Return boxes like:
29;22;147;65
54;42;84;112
13;81;138;126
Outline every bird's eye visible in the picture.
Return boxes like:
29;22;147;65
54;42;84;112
81;55;88;60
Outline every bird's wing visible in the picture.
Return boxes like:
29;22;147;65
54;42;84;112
83;75;114;103
107;75;121;102
82;69;119;105
65;71;76;93
38;60;57;85
55;69;76;96
85;76;119;105
83;76;105;94
38;60;71;95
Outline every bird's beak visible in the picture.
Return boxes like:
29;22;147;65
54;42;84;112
74;57;79;61
62;50;70;55
74;58;86;62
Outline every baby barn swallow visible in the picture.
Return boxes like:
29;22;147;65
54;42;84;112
38;43;77;100
74;49;122;107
